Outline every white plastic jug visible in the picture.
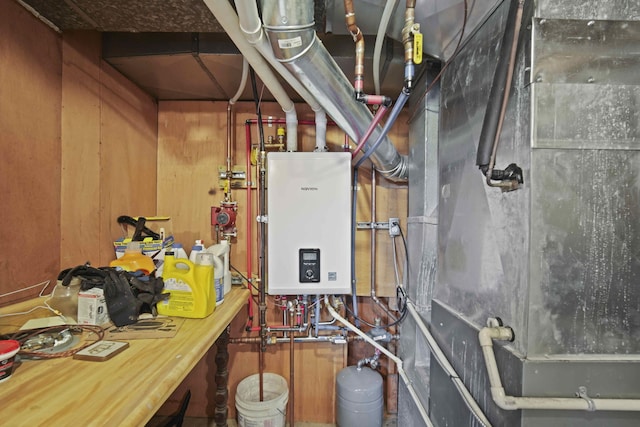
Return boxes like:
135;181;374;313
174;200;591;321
206;240;231;303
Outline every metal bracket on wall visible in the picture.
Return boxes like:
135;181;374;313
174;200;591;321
357;218;400;236
356;221;390;231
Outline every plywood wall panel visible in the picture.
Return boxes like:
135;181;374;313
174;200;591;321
0;4;158;305
0;0;61;303
157;100;408;422
61;32;102;268
99;62;158;265
59;32;158;269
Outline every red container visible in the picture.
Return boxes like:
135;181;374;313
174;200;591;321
0;340;20;382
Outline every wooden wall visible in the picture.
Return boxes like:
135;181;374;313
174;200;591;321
0;1;408;421
61;31;158;268
156;100;408;421
0;0;157;304
0;0;61;301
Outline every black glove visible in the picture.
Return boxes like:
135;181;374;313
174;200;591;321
129;274;169;316
103;270;140;327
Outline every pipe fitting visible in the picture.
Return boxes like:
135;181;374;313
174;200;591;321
478;326;515;347
479;322;640;412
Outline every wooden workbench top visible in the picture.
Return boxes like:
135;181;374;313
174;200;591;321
0;286;249;427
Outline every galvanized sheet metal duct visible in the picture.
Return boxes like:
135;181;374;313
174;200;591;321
260;0;408;181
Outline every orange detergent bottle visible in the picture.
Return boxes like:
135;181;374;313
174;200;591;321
157;251;216;318
109;242;156;275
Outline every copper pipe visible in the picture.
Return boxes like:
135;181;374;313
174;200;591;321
244;122;254;332
225;104;232;202
259;346;264;401
231;337;262;344
402;0;416;64
486;0;524;190
344;0;364;94
351;105;388;158
289;307;295;427
343;0;391;105
245;118;336;126
230;334;401;344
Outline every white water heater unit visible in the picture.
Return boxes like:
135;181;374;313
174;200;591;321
267;152;352;295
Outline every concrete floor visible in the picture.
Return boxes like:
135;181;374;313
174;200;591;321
148;416;398;427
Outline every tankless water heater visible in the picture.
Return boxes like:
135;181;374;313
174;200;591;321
267;152;352;295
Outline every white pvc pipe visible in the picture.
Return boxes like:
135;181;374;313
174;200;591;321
285;108;298;152
314;108;328;151
229;58;249;104
406;302;492;426
373;0;399;95
202;0;297;120
479;326;640;412
324;296;434;427
236;0;337;153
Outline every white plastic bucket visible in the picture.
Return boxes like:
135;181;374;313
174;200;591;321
236;373;289;427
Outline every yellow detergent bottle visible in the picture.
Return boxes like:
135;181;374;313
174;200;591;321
158;251;216;318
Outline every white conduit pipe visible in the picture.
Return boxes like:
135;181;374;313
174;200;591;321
260;0;407;181
479;326;640;412
229;58;249;105
285;109;298;152
313;108;328;151
235;0;333;153
202;0;297;136
373;0;400;96
324;296;434;427
406;302;492;426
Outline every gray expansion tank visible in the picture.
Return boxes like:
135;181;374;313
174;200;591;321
336;365;383;427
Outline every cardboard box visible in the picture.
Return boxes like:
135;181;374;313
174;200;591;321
77;287;109;325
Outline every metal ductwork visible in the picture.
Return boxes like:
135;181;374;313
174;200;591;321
259;0;408;181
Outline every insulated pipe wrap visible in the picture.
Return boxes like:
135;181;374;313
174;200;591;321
260;0;407;181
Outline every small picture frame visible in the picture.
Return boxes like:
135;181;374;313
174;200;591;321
73;340;129;362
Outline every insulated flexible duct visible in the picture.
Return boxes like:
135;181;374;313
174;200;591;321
260;0;407;181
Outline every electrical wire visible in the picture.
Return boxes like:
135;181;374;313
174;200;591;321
398;224;409;267
230;264;260;307
0;280;52;299
230;264;260;294
392;235;402;288
11;325;104;359
344;284;408;329
229;58;249;104
0;280;65;320
345;220;411;329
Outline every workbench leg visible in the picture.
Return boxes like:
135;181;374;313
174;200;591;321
214;327;230;427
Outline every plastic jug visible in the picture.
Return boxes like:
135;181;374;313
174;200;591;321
158;252;216;318
195;252;223;305
212;254;225;305
189;240;205;263
171;242;189;259
206;240;231;302
110;242;156;275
